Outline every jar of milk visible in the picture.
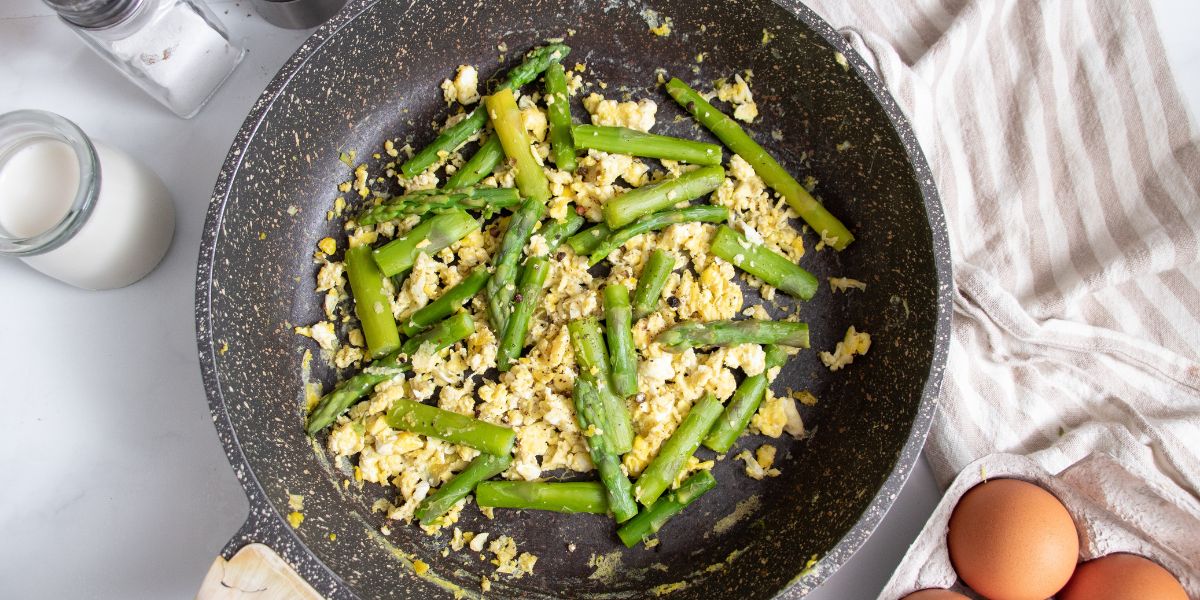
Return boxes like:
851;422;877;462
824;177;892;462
0;110;175;290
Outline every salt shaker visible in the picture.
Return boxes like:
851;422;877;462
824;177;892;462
43;0;245;118
0;110;176;290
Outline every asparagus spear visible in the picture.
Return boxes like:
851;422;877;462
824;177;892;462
665;77;854;250
567;318;635;454
386;399;516;456
306;352;410;435
702;345;789;453
588;205;728;266
572;125;722;165
536;212;585;251
400;311;476;356
544;60;577;172
401;44;570;178
617;470;717;547
486;88;551;204
415;453;512;526
603;284;638;398
356;186;520;225
400;267;489;336
496;256;550;371
633;392;724;506
305;314;474;435
573;378;638;522
709;224;818;300
372;209;479;277
443;135;504;190
657;319;809;352
603;165;725;229
632;249;675;320
486;197;545;335
474;481;609;514
345;244;401;359
566;222;611;255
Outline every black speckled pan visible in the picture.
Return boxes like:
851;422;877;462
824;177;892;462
195;0;951;597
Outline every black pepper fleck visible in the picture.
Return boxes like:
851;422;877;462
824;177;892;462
513;293;524;302
667;296;680;308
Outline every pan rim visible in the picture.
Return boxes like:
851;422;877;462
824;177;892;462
194;0;953;598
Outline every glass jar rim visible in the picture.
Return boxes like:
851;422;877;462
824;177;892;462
0;110;100;257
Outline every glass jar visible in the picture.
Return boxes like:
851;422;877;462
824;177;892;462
44;0;245;118
0;110;175;290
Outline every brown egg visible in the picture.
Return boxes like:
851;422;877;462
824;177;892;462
1058;553;1187;600
947;479;1079;600
902;589;971;600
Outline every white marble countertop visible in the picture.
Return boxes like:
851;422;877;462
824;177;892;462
1;1;1195;598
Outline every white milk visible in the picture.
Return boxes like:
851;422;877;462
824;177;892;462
0;138;175;290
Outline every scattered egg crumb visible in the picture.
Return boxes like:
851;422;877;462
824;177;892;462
819;326;871;371
287;511;304;529
828;277;867;293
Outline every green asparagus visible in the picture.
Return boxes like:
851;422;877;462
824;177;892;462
572;125;722;165
603;284;638;398
475;481;609;514
566;222;611;255
709;224;818;300
617;470;717;547
633;392;724;506
588;205;728;266
536;212;586;251
306;315;475;435
400;311;475;356
486;88;551;204
415;453;512;525
401;44;570;178
573;378;638;522
372;209;479;277
603;164;725;229
400;267;489;336
496;256;550;371
567;318;635;454
486;196;545;334
443;135;504;190
544;60;577;172
356;186;519;225
305;351;409;435
657;319;809;352
345;244;401;359
665;77;854;250
386;399;516;456
702;345;789;453
631;249;675;320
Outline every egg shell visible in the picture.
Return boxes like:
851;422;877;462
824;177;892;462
947;478;1079;600
1057;553;1188;600
901;589;971;600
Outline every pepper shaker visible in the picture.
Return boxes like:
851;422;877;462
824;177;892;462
43;0;245;118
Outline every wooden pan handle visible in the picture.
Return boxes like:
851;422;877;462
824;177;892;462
196;543;324;600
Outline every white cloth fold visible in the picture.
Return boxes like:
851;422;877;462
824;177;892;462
804;0;1200;504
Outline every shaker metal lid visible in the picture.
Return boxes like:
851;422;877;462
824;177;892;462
41;0;142;29
250;0;348;29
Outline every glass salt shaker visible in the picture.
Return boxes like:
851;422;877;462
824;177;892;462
43;0;245;118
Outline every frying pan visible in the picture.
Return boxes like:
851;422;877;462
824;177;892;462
194;0;951;597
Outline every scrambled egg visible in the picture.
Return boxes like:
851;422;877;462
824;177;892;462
582;93;657;132
828;277;867;293
819;326;872;371
715;73;758;123
440;65;480;105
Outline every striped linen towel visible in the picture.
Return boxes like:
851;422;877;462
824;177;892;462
803;0;1200;502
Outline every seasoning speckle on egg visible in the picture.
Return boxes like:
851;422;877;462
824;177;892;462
946;479;1079;600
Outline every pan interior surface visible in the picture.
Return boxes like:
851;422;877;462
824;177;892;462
200;0;947;598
